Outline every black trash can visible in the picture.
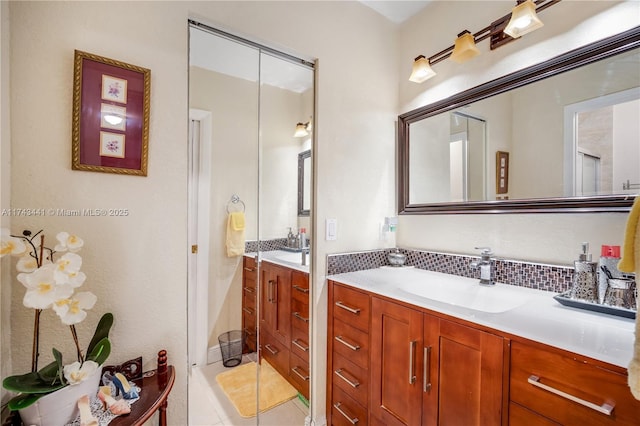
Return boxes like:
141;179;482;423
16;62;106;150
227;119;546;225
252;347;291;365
218;330;245;367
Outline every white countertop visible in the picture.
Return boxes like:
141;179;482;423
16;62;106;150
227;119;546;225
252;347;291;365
245;250;310;273
327;267;636;368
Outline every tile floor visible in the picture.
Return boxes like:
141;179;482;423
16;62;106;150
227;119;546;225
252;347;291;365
188;354;309;426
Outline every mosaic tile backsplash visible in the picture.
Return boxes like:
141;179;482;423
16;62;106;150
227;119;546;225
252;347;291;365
327;248;576;293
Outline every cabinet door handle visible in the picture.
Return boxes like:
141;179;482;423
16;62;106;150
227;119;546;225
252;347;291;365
335;301;360;315
292;339;309;352
333;402;359;425
335;368;360;388
293;285;309;294
267;280;275;302
264;344;279;355
244;267;255;272
335;335;360;351
292;366;310;381
244;286;255;294
243;307;254;315
409;340;416;384
423;346;432;392
293;312;309;323
527;375;614;416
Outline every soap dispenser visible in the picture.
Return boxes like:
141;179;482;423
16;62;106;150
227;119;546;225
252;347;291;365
570;242;598;303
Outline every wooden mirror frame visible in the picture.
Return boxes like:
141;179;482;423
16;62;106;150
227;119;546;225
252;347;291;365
398;26;640;215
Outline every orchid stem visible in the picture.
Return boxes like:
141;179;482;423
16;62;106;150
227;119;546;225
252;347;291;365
70;325;84;363
31;309;42;372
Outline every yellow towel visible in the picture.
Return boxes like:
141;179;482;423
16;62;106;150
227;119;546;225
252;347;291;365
619;196;640;400
226;212;245;257
619;196;640;273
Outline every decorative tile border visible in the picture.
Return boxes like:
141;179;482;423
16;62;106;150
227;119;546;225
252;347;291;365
245;238;311;253
327;248;575;293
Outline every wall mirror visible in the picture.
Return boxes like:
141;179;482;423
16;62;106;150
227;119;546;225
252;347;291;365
188;20;314;424
398;26;640;214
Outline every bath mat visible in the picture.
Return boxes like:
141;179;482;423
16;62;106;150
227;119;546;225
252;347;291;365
215;360;298;417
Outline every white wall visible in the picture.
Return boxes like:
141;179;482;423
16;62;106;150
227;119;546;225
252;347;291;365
397;1;639;265
5;1;398;423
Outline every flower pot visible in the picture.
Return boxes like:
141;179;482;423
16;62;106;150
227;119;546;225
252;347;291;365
18;366;102;426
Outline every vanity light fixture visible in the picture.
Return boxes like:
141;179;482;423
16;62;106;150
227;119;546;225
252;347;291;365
450;31;481;64
408;0;561;83
409;55;436;83
294;122;309;137
504;0;544;38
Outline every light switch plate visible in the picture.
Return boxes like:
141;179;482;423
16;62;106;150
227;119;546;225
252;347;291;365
326;218;337;241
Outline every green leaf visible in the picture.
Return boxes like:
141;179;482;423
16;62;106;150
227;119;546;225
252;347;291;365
52;348;65;384
7;393;45;411
86;313;113;357
35;361;60;383
2;369;66;394
86;337;111;366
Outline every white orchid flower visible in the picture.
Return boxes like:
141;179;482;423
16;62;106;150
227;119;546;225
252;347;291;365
19;264;74;309
63;360;99;385
54;253;85;287
0;228;26;257
54;232;84;253
16;255;39;273
53;291;97;325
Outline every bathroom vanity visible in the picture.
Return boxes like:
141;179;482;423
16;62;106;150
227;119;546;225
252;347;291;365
242;252;310;399
326;268;639;426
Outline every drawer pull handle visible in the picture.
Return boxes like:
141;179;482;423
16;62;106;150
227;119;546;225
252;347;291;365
409;340;416;384
527;375;614;416
264;344;279;355
335;301;361;315
334;402;359;424
423;346;432;392
243;286;255;294
242;307;254;315
293;285;309;294
292;339;309;352
335;335;360;351
292;366;310;381
335;368;360;388
293;312;309;323
244;267;255;272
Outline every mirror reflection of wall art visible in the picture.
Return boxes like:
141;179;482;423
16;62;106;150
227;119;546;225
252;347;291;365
496;151;509;195
72;50;150;176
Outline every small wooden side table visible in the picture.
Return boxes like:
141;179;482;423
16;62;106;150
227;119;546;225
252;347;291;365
109;350;176;426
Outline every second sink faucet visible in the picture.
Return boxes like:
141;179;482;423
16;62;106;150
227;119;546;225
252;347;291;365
470;247;495;285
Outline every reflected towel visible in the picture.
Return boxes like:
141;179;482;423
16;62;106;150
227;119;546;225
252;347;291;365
619;196;640;400
226;212;245;257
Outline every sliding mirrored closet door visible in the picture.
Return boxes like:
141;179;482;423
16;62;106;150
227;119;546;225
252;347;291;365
188;21;314;425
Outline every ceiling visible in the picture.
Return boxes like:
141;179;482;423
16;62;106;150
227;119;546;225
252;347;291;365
359;0;431;24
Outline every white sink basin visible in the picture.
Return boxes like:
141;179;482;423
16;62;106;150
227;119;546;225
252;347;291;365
272;251;305;264
395;274;531;314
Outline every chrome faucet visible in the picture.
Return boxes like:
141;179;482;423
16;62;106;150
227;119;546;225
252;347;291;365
470;247;495;285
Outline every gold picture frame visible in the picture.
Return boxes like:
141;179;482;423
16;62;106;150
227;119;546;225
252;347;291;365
72;50;150;176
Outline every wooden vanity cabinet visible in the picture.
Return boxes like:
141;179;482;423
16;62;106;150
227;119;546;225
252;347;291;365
370;296;505;426
241;256;257;353
509;340;640;426
259;261;291;349
328;281;372;426
289;270;311;399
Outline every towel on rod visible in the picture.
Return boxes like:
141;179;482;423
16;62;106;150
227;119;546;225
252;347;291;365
226;211;245;257
618;196;640;400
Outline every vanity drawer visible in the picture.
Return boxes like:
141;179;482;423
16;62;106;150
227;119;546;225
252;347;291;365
332;350;368;408
291;325;310;362
292;270;309;301
332;318;369;367
509;401;560;425
510;340;640;426
260;329;289;377
291;297;309;330
289;352;310;399
331;282;370;332
332;384;368;426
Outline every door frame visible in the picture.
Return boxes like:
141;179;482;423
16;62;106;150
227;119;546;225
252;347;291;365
188;108;212;368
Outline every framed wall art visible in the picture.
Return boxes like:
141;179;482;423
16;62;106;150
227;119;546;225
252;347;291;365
72;50;150;176
496;150;509;195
